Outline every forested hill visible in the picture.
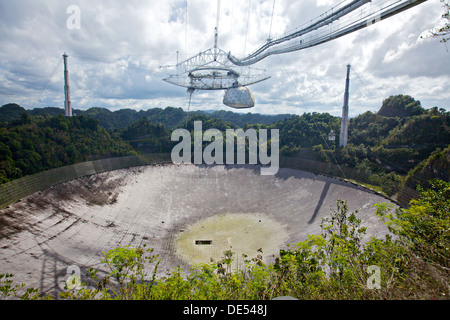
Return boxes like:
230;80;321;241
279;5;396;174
0;104;291;130
0;94;448;198
252;95;448;196
377;94;425;118
0;113;135;184
200;110;291;127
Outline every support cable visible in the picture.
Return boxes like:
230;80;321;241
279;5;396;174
229;0;428;66
243;0;252;56
185;0;189;55
185;88;195;128
268;0;276;41
278;56;348;179
32;58;63;108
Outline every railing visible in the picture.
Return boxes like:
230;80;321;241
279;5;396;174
0;153;421;210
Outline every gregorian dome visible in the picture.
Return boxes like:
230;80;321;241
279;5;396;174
223;86;255;109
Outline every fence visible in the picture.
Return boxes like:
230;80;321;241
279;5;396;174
0;153;171;210
278;156;421;208
0;153;421;210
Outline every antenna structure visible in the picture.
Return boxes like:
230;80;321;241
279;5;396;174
162;0;270;109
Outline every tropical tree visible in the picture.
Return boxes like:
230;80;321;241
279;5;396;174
422;0;450;48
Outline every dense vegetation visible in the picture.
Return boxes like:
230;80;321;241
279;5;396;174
1;94;449;198
2;180;448;300
377;95;424;118
119;117;173;154
1;103;290;130
0;113;135;184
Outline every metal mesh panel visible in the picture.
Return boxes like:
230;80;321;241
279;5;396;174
0;152;422;210
0;154;172;210
278;156;425;208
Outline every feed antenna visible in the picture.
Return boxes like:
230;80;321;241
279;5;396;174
162;0;270;109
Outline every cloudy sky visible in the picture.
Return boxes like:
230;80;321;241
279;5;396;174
0;0;448;117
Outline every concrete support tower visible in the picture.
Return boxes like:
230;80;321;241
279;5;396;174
63;53;72;117
339;64;351;147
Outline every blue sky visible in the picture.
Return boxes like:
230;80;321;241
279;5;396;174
0;0;448;116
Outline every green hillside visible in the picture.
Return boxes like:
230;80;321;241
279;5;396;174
377;94;424;118
0;94;448;200
4;104;290;130
0;113;135;184
119;117;173;153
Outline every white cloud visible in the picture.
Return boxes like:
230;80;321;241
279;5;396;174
0;0;448;117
